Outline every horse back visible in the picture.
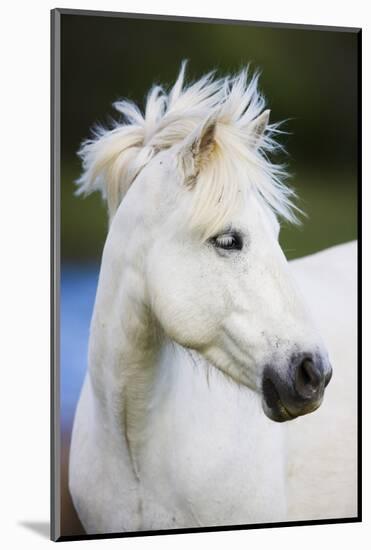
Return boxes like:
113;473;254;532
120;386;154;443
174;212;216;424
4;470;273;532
287;241;357;520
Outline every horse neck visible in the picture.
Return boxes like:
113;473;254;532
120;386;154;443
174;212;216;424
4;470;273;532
87;226;162;478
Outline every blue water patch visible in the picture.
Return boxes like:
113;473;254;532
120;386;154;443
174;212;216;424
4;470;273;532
61;263;99;431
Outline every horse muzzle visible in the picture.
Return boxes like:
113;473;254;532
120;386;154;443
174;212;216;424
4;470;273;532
262;352;332;422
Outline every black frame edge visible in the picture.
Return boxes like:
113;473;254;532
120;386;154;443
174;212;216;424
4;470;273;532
57;517;361;543
54;7;361;33
51;7;61;543
356;28;362;523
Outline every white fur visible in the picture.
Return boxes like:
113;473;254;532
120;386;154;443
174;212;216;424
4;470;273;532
287;243;357;521
69;66;357;533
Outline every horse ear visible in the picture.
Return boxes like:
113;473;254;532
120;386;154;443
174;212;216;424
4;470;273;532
178;116;217;187
248;109;270;149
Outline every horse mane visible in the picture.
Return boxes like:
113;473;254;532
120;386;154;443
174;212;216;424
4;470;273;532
76;61;298;229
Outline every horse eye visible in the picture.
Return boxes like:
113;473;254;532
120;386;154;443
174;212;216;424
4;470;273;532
212;232;243;251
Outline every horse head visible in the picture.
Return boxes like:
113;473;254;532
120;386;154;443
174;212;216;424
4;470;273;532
77;63;332;422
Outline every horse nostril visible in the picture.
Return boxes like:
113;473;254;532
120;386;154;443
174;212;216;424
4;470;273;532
324;366;333;387
294;358;322;399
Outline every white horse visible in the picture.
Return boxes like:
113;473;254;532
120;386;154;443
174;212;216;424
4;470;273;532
69;64;357;534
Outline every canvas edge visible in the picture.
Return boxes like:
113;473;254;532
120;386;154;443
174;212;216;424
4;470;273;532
51;7;61;543
53;7;361;33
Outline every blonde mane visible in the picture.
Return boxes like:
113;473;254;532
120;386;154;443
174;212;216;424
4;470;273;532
76;62;298;232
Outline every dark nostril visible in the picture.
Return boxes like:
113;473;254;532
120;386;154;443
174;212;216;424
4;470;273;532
294;358;323;399
325;367;333;387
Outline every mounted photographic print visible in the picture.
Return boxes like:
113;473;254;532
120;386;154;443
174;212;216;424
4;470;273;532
51;8;361;542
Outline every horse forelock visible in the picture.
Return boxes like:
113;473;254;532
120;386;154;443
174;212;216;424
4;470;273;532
76;61;299;226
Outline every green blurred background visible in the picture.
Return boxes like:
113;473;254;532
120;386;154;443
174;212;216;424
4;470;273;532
59;13;359;537
61;14;358;263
